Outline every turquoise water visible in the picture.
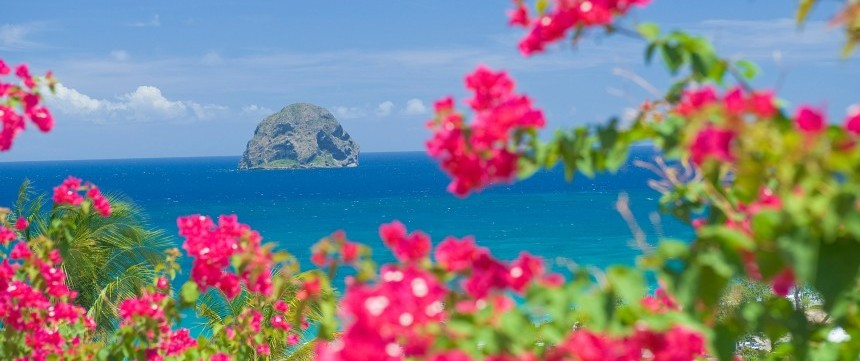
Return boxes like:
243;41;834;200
0;149;692;273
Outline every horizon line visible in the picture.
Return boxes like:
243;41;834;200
0;150;431;165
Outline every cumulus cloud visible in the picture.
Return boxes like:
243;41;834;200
331;106;367;119
129;15;161;27
242;104;273;115
48;83;228;123
110;50;129;61
376;101;395;116
404;99;427;115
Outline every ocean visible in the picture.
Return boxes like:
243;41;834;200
0;149;692;275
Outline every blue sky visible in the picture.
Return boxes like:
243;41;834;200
2;1;858;161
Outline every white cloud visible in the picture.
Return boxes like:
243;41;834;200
404;98;427;115
242;104;273;115
376;101;395;116
0;23;44;50
202;51;223;65
110;50;129;61
694;18;843;62
48;83;228;123
330;106;367;119
129;15;161;27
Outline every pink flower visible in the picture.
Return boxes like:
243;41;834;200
86;184;111;217
0;226;14;246
636;326;707;361
844;105;860;135
211;353;231;361
0;59;9;75
14;64;35;88
772;267;795;297
379;221;431;263
27;106;53;132
748;187;782;214
337;265;447;360
156;277;169;290
270;314;290;331
342;241;359;263
677;86;717;116
689;125;735;165
432;350;473;361
641;288;680;314
427;66;545;196
256;343;271;356
723;87;745;116
507;252;544;293
515;0;650;56
10;241;31;260
287;333;300;345
379;220;407;248
160;328;197;356
463;253;510;299
14;217;28;231
274;300;290;313
507;2;530;27
434;236;485;272
52;176;84;205
311;250;330;267
297;277;321;300
794;105;826;134
177;214;272;299
751;91;777;118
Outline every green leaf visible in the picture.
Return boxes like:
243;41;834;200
606;266;646;302
690;53;710;79
665;81;687;103
517;156;539;179
637;22;660;42
734;60;759;80
708;59;728;83
644;43;658;64
814;238;860;313
180;281;200;306
660;44;685;74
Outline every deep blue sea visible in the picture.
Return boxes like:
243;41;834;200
0;149;692;275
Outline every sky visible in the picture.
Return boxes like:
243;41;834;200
2;0;858;161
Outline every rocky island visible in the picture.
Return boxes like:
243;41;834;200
238;103;360;170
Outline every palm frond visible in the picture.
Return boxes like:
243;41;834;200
281;338;317;361
87;262;158;335
21;188;175;333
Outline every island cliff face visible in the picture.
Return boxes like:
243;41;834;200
238;103;360;170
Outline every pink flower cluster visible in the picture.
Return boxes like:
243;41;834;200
675;86;777;166
119;290;199;361
177;214;273;299
325;221;560;361
0;224;15;246
641;288;680;314
0;241;94;360
0;59;55;151
718;187;796;296
427;66;546;196
547;326;706;361
52;176;112;216
311;230;361;267
510;0;651;56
